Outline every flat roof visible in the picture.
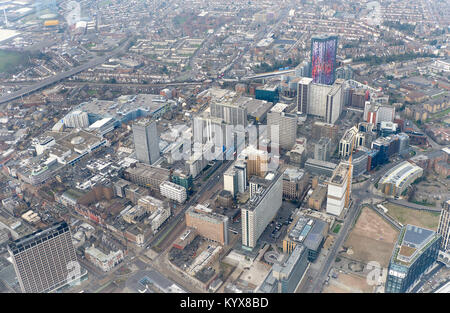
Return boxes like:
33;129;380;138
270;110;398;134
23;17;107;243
7;221;69;255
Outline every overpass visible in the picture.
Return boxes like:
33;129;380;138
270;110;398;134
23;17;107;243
0;39;132;106
241;68;296;81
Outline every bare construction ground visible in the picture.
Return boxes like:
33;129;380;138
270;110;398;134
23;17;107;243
323;272;374;293
344;206;399;267
384;203;441;231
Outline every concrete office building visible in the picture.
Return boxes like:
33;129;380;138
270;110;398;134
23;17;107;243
305;158;337;177
84;245;124;272
297;78;343;124
160;181;187;204
273;245;309;292
437;199;450;251
240;145;269;179
311;121;338;141
364;102;395;124
283;216;328;262
63;110;90;129
308;185;327;210
123;163;170;191
224;167;239;198
314;137;331;161
234;160;248;194
297;77;313;114
325;79;344;124
7;221;79;293
185;204;229;245
241;172;283;249
282;167;308;201
289;144;306;166
132;119;160;165
326;162;352;216
386;225;441;293
267;103;297;150
210;96;248;127
192;113;237;154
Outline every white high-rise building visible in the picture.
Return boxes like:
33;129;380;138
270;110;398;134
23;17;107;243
64;110;89;129
267;103;297;150
326;162;352;216
297;78;343;124
224;167;238;198
241;172;283;249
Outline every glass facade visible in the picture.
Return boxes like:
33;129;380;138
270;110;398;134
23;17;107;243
386;227;441;293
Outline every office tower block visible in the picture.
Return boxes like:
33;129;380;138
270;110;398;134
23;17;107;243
64;110;89;129
132;119;160;165
386;225;441;293
241;172;283;249
311;121;338;142
310;35;338;85
314;137;331;161
267;103;297;150
437;199;450;251
7;221;79;293
297;79;343;124
325;79;344;124
210;98;248;127
326;162;352;216
241;146;269;179
224;167;239;198
297;77;313;114
235;160;248;193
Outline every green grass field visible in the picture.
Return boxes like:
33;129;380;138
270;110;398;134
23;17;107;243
0;50;29;74
332;223;342;234
384;203;440;230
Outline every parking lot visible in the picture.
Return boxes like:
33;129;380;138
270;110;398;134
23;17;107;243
259;202;297;245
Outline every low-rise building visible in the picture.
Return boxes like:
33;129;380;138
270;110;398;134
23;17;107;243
185;204;229;245
160;181;187;204
84;245;124;272
378;161;423;197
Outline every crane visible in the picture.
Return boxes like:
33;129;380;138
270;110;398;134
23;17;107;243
345;133;354;209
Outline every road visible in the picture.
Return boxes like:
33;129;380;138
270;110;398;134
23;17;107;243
307;175;380;293
146;159;234;249
0;38;132;106
309;199;362;293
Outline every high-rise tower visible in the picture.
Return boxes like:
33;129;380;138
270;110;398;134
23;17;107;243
7;221;79;293
132;119;160;165
310;35;338;85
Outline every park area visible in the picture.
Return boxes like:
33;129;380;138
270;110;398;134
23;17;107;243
384;202;440;231
344;206;399;267
0;50;30;74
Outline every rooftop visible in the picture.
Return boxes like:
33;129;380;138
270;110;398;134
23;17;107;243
393;224;440;267
7;221;69;255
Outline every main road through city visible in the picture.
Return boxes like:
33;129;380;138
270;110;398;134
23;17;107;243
146;159;234;249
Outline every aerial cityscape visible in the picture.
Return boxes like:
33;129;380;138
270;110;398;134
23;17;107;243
0;0;449;297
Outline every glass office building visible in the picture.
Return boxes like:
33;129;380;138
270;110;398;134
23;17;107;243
386;225;441;293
